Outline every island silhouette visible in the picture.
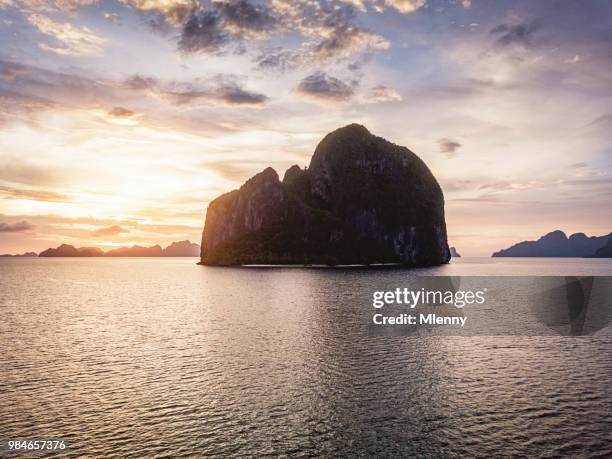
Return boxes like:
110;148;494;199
200;124;451;266
590;238;612;258
33;240;200;257
492;230;612;257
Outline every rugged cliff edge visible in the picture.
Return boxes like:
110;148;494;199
200;124;450;266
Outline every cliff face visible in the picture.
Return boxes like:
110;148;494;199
200;124;450;266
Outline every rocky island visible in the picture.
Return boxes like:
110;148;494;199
492;230;612;257
590;238;612;258
37;240;200;257
200;124;450;267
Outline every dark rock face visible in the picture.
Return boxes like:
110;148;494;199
492;230;612;257
200;124;451;266
590;238;612;257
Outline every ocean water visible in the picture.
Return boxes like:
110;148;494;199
1;258;611;457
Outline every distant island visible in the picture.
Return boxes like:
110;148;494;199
200;124;450;266
35;240;200;257
450;247;461;257
590;238;612;258
0;252;38;257
492;231;612;257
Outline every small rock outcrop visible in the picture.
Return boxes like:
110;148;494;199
450;247;461;257
200;124;450;266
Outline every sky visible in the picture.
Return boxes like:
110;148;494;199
0;0;611;256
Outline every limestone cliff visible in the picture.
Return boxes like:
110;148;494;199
200;124;450;266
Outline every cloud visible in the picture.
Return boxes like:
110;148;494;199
255;47;301;71
174;1;390;68
91;225;129;237
201;159;269;182
340;0;367;11
364;84;402;103
309;25;389;63
1;60;268;121
178;9;229;53
490;21;540;48
0;220;34;233
1;0;98;12
178;0;275;54
478;181;534;192
123;0;196;26
438;138;462;157
339;0;434;14
0;61;30;81
167;85;268;105
108;106;136;117
27;13;105;56
383;0;426;14
216;0;275;34
0;185;71;201
0;60;111;108
212;83;267;105
588;113;612;128
0;88;57;127
297;2;389;66
296;72;356;102
442;179;473;192
564;54;580;64
103;12;120;22
0;158;67;186
299;4;389;63
123;73;268;106
124;74;157;91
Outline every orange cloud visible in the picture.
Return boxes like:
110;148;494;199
91;225;130;237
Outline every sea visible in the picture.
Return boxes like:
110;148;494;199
1;257;611;457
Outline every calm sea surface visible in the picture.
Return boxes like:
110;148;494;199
1;258;611;457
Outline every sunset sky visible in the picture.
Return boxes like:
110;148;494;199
0;0;611;256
